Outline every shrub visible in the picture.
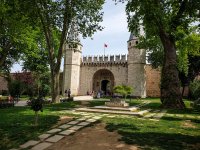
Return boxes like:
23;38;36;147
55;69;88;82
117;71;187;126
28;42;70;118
189;80;200;100
29;97;43;126
8;80;24;98
113;85;133;99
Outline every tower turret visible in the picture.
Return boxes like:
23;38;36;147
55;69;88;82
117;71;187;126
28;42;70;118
127;33;146;98
62;19;82;96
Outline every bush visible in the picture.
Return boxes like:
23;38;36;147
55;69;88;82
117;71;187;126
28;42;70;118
113;85;133;99
29;97;43;126
8;80;25;98
30;97;43;112
190;98;200;110
189;80;200;100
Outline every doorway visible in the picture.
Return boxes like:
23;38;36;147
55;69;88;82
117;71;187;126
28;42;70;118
101;80;110;95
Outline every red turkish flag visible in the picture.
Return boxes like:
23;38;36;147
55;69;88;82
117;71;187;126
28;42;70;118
104;43;108;48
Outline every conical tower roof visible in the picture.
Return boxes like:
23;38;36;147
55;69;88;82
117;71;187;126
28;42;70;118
129;32;137;41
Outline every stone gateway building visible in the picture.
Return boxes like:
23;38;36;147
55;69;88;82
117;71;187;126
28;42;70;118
62;33;161;98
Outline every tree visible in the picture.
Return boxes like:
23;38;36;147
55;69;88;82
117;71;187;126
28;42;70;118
140;28;200;98
21;27;51;98
9;72;34;98
30;97;43;126
0;0;34;70
113;85;133;99
121;0;200;108
22;0;105;103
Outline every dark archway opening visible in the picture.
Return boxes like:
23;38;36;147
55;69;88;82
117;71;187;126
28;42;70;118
93;69;114;96
101;80;110;95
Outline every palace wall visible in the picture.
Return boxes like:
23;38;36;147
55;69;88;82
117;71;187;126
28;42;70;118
79;55;128;95
145;65;161;97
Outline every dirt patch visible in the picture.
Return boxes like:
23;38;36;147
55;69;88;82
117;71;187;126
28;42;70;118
46;123;139;150
181;120;196;129
52;116;74;128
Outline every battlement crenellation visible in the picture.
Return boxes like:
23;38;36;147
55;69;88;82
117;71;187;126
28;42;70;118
82;54;127;64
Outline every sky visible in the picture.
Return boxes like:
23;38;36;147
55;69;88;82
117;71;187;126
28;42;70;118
81;1;129;56
11;1;129;72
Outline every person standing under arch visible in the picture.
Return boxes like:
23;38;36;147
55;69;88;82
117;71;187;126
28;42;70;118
67;89;71;98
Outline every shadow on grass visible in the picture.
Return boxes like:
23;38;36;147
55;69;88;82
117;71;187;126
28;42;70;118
106;123;139;132
44;101;81;111
105;123;200;150
0;108;59;150
119;132;200;150
161;116;184;121
162;116;200;124
141;102;162;109
167;108;200;115
88;101;106;107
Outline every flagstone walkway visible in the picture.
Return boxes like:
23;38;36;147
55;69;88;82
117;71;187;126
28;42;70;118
10;115;102;150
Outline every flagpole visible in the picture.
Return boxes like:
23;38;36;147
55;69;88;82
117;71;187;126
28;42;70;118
104;46;105;56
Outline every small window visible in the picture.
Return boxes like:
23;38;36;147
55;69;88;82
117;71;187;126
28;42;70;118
136;41;138;45
129;42;131;46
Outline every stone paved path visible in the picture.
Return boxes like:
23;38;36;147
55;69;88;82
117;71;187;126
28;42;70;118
12;115;101;150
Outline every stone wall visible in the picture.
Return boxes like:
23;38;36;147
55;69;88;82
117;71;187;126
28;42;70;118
145;65;161;97
79;62;128;95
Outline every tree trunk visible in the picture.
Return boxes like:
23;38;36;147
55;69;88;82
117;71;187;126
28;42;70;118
51;70;60;103
35;111;38;126
159;30;185;109
181;86;185;98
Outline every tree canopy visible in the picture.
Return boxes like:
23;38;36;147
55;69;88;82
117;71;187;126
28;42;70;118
119;0;200;108
21;0;105;103
0;0;34;71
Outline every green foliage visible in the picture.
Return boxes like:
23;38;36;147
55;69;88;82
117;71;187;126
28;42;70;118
30;97;43;112
177;29;200;76
29;97;43;125
189;80;200;101
0;0;37;71
22;27;49;74
19;0;105;102
113;85;133;99
8;80;24;97
40;84;51;98
120;0;200;107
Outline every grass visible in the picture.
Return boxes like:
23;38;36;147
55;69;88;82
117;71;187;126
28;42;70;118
103;115;200;150
0;101;79;150
101;98;200;150
0;98;200;150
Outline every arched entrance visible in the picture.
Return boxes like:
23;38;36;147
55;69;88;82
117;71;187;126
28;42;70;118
93;69;114;96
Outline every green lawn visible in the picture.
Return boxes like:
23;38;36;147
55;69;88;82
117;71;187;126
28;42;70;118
0;102;79;150
0;98;200;150
103;116;200;150
101;98;200;150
